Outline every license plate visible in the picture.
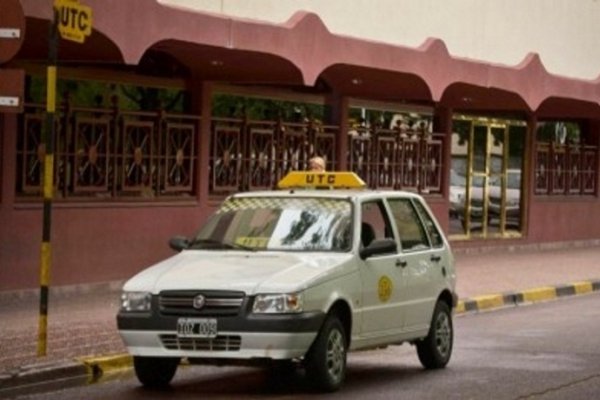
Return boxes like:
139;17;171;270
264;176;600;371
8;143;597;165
176;318;218;338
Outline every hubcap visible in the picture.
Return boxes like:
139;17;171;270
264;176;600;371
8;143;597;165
326;328;345;382
435;312;452;357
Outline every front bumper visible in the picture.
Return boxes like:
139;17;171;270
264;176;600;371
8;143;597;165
119;329;318;359
117;309;325;360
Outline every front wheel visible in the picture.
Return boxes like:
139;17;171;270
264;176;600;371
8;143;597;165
416;301;453;369
133;356;180;388
304;315;347;392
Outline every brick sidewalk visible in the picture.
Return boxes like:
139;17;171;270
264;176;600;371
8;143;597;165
454;244;600;298
0;290;125;375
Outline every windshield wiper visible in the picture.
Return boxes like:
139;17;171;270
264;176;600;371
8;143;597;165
187;238;220;249
188;238;256;251
221;241;257;252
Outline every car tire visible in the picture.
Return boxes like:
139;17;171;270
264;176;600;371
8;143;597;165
416;301;453;369
133;356;180;388
305;315;347;392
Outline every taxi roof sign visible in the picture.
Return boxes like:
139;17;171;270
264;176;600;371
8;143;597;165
277;171;366;189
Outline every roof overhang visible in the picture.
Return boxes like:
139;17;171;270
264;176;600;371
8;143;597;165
3;0;600;118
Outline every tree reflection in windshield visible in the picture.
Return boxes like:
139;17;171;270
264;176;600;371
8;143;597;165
195;197;352;252
282;211;319;245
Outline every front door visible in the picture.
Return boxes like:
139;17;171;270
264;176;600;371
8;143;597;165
468;123;506;237
357;200;405;340
449;117;526;238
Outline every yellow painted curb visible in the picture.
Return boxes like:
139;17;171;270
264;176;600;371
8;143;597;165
471;294;505;311
521;287;556;303
573;281;593;295
455;300;465;314
77;353;133;379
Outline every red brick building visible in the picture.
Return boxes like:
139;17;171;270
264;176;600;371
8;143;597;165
1;0;599;290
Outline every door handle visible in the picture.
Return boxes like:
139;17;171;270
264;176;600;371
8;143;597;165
430;255;441;262
396;259;407;268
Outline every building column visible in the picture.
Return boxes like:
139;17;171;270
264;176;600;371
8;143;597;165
0;113;17;208
432;105;453;234
524;113;538;237
590;119;600;197
325;92;349;171
190;79;213;208
433;105;452;198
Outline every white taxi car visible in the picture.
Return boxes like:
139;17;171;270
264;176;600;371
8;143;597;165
117;172;457;392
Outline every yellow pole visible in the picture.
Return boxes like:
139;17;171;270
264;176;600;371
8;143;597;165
38;9;58;357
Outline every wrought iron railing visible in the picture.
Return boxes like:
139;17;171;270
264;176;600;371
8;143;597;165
535;142;597;195
17;102;199;200
17;105;444;201
348;126;443;193
210;118;337;193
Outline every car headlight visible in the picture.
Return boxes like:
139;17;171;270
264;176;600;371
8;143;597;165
120;291;152;312
252;293;304;314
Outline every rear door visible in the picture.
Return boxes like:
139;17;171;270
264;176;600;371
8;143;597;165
386;197;443;332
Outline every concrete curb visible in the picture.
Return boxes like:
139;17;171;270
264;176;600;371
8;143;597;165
0;354;132;396
0;360;88;389
456;279;600;314
1;279;599;395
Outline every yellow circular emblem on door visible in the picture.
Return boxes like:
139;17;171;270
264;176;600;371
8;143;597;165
378;276;393;302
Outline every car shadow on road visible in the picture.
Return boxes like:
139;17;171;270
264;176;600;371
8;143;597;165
129;362;436;398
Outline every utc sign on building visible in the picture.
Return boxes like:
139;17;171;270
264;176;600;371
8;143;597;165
54;0;92;43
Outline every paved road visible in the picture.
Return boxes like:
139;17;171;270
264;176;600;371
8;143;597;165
6;293;600;400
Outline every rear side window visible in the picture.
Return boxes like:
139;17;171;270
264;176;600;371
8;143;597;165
412;199;444;248
387;198;430;252
360;200;395;248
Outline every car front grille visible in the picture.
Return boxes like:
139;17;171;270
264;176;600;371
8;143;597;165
159;291;245;316
159;334;241;351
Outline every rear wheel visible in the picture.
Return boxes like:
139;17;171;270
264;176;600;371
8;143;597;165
416;301;453;369
305;315;347;392
133;356;180;388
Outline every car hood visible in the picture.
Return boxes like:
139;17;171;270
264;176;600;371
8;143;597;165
123;250;354;295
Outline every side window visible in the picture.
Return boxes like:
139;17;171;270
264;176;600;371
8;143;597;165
360;200;395;248
413;199;444;248
387;198;430;252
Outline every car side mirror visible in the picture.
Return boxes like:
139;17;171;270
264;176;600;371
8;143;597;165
359;238;397;260
169;236;190;252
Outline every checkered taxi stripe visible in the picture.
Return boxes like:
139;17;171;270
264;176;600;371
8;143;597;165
217;197;351;214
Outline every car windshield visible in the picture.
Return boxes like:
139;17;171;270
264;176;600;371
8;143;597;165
192;197;353;252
